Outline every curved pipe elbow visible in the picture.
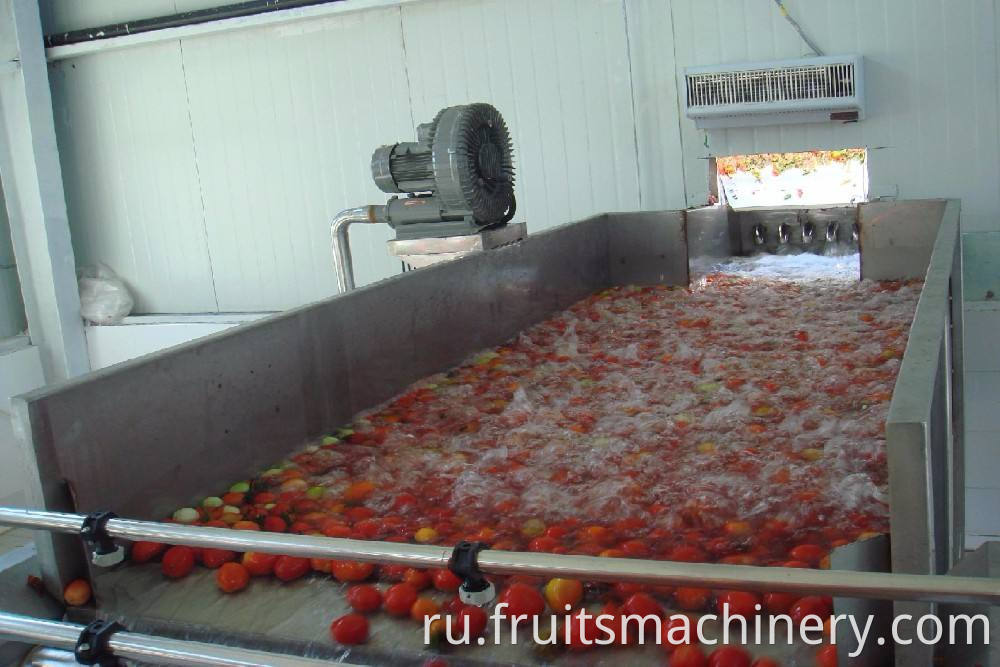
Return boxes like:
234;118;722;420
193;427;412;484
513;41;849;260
331;205;385;293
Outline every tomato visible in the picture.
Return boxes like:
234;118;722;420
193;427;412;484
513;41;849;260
430;568;462;592
497;583;546;618
763;592;799;615
620;539;651;557
659;614;693;653
455;604;488;638
344;481;375;503
674;587;711;611
543;578;583;612
63;579;92;606
750;659;780;667
611;582;646;600
789;596;834;626
332;561;375;583
201;548;237;569
563;614;599;651
671;644;708;667
403;568;432;590
330;613;368;645
131;541;166;563
789;544;826;565
528;536;559;552
410;596;440;622
715;591;761;619
273;556;310;582
667;545;707;563
216;562;250;593
708;645;752;667
161;546;195;579
815;644;837;667
383;583;419;617
623;592;662;618
241;552;278;576
262;516;287;532
346;584;382;613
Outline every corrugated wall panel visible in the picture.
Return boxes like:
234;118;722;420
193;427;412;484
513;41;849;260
180;7;411;310
400;0;641;231
49;44;218;313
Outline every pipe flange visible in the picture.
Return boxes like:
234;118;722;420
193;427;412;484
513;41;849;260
74;619;122;666
448;541;495;607
81;511;125;567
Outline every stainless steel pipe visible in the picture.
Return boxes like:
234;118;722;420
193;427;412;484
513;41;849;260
0;611;342;667
2;507;998;605
330;205;386;293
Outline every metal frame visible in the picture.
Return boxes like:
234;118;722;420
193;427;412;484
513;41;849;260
1;507;998;605
0;610;344;667
0;0;89;382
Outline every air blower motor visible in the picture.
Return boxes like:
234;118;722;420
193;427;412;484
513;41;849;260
370;103;516;240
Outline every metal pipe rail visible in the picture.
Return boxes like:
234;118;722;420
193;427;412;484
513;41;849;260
2;507;998;605
330;205;386;293
0;611;345;667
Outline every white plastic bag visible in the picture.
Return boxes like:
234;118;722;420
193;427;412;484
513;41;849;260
77;262;134;325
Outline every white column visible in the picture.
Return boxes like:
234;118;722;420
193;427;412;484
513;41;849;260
0;0;88;381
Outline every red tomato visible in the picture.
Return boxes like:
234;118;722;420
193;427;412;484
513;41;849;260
430;568;462;592
383;583;419;617
455;604;488;638
671;644;708;667
563;614;599;651
332;560;375;583
262;516;287;532
497;583;546;618
623;592;663;618
273;555;310;582
242;552;278;577
161;546;195;579
715;591;761;619
215;562;250;593
788;544;825;565
659;614;693;653
131;541;166;563
750;659;780;667
675;587;711;611
789;596;834;626
708;645;752;667
763;592;799;615
345;584;382;613
611;582;645;600
815;644;837;667
201;548;237;569
403;568;432;590
330;613;368;645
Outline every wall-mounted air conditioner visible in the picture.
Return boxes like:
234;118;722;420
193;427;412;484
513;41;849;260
684;55;864;129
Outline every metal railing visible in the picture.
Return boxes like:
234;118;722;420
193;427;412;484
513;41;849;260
0;611;343;667
1;507;998;605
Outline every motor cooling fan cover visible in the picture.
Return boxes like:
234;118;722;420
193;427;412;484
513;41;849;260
430;103;516;223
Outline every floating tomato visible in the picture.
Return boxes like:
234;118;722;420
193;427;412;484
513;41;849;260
543;578;583;612
273;556;310;582
161;546;195;579
131;541;166;564
330;613;368;645
430;569;462;592
383;583;419;617
497;583;546;618
332;561;375;583
346;584;382;613
715;591;761;619
215;562;249;593
455;604;488;638
671;644;709;667
707;645;752;667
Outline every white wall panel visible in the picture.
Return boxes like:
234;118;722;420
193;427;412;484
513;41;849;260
49;43;218;312
180;7;411;310
401;0;641;231
40;0;257;35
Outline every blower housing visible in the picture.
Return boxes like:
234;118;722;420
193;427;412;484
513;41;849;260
371;103;516;239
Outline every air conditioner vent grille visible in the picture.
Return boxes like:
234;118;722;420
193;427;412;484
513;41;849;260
687;62;856;108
